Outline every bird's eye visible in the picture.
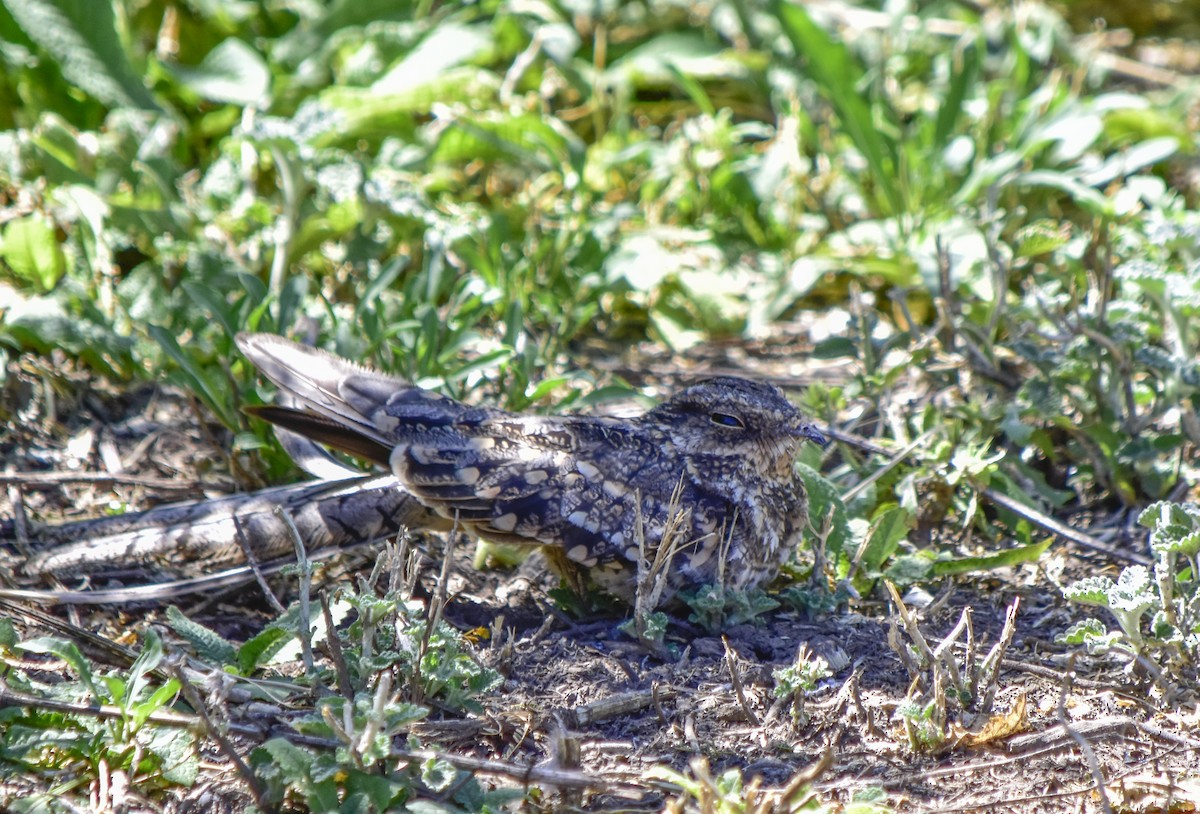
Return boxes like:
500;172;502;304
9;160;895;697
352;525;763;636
709;412;745;429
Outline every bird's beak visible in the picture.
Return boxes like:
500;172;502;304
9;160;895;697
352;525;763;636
794;423;828;447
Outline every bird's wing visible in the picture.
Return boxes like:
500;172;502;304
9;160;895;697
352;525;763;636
237;333;469;466
391;414;650;550
238;334;651;557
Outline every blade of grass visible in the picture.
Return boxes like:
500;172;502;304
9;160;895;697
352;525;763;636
774;1;904;216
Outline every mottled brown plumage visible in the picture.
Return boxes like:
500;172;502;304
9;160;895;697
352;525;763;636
238;333;826;602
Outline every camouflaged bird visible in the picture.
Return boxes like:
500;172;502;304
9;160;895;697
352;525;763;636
237;333;826;602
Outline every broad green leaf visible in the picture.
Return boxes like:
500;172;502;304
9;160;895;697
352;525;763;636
855;505;914;575
144;724;198;786
125;627;165;713
430;112;578;169
1014;220;1071;259
238;625;292;675
1057;618;1107;645
372;22;491;95
1105;107;1194;148
315;67;500;146
2;0;160;111
1062;575;1117;606
796;463;851;567
168;38;270;107
271;0;410;66
253;737;314;778
421;757;457;792
236;603;304;673
884;552;934;584
17;636;100;699
345;771;402;811
0;215;66;291
607;31;753;87
134;679;181;729
524;376;572;404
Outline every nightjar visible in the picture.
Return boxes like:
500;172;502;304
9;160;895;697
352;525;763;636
237;333;826;603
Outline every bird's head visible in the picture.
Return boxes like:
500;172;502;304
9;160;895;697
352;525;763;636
646;377;826;477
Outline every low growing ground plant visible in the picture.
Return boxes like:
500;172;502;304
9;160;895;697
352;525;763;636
1060;501;1200;694
0;625;198;811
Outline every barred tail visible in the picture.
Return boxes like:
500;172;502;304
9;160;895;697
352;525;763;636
10;475;449;582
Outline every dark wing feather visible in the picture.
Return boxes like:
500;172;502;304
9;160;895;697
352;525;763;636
245;405;393;467
237;333;414;449
237;333;472;461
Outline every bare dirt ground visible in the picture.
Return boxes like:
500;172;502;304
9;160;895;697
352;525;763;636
1;348;1198;813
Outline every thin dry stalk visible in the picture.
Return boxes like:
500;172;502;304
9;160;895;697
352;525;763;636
168;659;275;813
722;635;761;727
632;476;692;643
1057;656;1116;814
275;504;316;676
232;514;284;613
320;589;354;700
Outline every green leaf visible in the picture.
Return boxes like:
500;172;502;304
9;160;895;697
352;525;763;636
238;612;299;675
854;505;914;575
523;376;572;405
125;627;165;713
2;0;160;110
421;757;457;792
1159;530;1200;558
0;618;18;649
344;771;401;811
884;553;935;584
148;325;236;428
168;38;270;106
430;112;578;170
1062;575;1117;606
143;724;198;786
0;215;67;291
1056;618;1115;649
134;679;181;729
17;636;100;699
607;31;753;91
774;1;903;215
933;40;979;152
1013;220;1071;259
930;539;1052;576
795;463;851;566
254;736;314;780
314;67;500;146
372;22;491;95
1107;566;1156;614
166;606;237;666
